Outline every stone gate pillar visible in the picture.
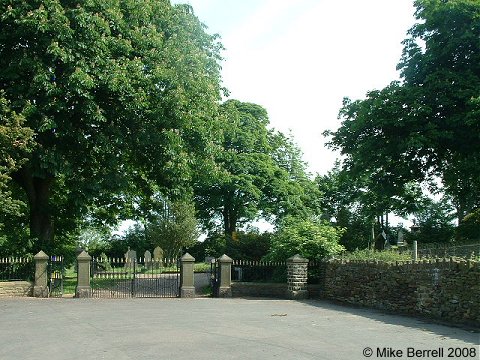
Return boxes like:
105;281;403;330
33;250;49;297
76;250;91;298
217;254;233;298
180;253;195;298
287;254;309;300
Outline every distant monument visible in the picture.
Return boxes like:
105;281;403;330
125;247;137;263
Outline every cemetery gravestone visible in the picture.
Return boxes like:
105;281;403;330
144;250;152;267
153;246;164;268
125;248;137;264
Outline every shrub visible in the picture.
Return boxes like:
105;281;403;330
265;216;345;261
340;248;412;262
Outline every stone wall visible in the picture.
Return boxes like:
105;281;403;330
0;281;33;297
231;282;287;298
318;259;480;327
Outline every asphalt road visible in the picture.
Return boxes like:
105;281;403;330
0;297;478;360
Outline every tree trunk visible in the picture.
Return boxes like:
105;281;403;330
13;167;55;253
223;206;237;239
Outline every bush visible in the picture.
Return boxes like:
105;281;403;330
265;216;345;261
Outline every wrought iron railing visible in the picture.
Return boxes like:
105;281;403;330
0;256;34;281
231;260;287;283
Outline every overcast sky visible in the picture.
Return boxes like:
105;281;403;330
173;0;417;175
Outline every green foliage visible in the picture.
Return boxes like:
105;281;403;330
266;216;345;261
77;226;111;256
457;208;480;241
0;92;34;229
340;249;412;262
228;231;272;261
0;0;223;251
406;198;456;244
326;0;480;225
145;199;200;259
316;163;372;250
194;99;320;239
189;230;271;261
193;233;226;259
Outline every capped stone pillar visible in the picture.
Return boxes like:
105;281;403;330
33;250;49;297
217;254;233;298
287;254;309;300
76;251;92;298
180;253;195;298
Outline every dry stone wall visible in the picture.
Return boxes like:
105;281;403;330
320;259;480;327
0;281;33;297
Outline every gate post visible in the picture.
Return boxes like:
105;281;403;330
180;253;195;298
217;254;232;298
76;250;92;298
33;250;49;297
287;254;309;300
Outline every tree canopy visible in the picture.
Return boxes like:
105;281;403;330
0;0;223;252
193;99;321;243
326;0;480;226
0;92;34;224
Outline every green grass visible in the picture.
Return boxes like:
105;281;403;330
194;262;211;273
340;249;412;262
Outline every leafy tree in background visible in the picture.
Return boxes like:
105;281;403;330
406;197;456;244
0;0;223;252
194;99;321;247
145;199;200;260
316;163;372;250
325;0;480;228
316;162;423;249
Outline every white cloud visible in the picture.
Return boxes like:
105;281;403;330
220;0;415;175
172;0;415;175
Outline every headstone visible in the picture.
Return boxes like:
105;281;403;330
125;248;137;263
144;250;152;266
153;246;164;268
397;229;404;245
153;246;163;261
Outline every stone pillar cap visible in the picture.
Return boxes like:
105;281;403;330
287;254;308;263
77;250;92;260
181;252;195;262
218;254;233;263
34;250;49;260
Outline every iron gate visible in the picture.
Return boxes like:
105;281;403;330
48;256;64;297
90;257;180;298
210;258;219;297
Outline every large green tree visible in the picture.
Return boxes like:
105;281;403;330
0;0;223;252
326;0;480;224
194;99;320;242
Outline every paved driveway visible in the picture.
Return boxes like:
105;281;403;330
0;298;478;360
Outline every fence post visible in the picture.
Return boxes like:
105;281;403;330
412;241;418;262
33;250;49;297
217;254;233;298
76;250;91;298
180;253;195;298
287;254;309;300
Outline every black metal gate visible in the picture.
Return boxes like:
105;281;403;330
48;256;64;297
90;257;180;298
210;258;219;297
